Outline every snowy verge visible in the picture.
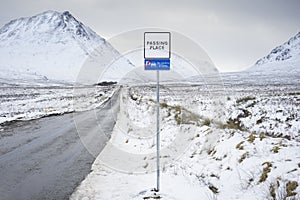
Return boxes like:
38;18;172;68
71;85;300;200
0;85;117;127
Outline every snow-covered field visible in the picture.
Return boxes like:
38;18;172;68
71;74;300;200
0;84;117;127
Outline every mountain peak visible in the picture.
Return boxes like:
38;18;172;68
0;10;110;83
0;10;102;42
255;31;300;66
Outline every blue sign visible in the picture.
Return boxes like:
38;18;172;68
144;59;170;70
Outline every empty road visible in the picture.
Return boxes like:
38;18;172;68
0;89;120;200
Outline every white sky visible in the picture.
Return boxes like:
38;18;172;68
0;0;299;72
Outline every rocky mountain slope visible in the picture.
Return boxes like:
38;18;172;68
250;32;300;73
0;10;133;84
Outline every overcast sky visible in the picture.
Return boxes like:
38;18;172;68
0;0;299;72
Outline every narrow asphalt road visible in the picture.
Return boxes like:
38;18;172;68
0;89;120;200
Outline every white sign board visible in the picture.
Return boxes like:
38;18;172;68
144;32;171;59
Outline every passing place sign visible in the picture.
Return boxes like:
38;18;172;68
144;32;171;59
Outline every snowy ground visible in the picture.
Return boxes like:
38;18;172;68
70;74;300;200
0;84;117;127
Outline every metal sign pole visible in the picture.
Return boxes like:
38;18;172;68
144;32;170;193
156;70;160;192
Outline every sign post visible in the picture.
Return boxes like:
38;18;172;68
144;32;171;192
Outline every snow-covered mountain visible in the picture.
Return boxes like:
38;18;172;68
0;10;134;84
250;32;300;73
